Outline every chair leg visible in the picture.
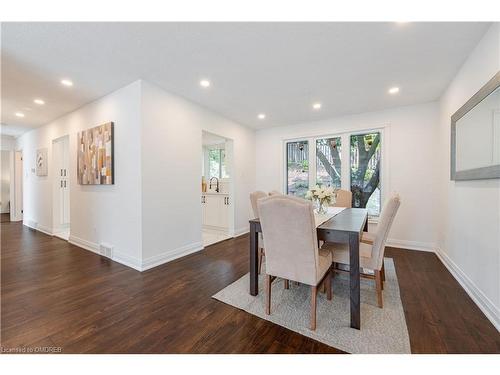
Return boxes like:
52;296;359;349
326;271;332;301
310;286;317;330
381;262;386;289
258;248;264;274
284;279;289;289
320;281;326;293
265;274;272;314
375;270;383;308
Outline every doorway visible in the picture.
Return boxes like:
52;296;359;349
11;150;23;222
1;150;12;222
201;130;235;247
52;135;70;240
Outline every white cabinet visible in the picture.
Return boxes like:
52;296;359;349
202;194;230;229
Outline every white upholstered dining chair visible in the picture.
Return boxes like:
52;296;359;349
326;193;401;308
333;189;352;208
268;190;282;196
257;195;333;330
250;191;268;274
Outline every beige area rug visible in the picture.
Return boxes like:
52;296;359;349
212;258;411;353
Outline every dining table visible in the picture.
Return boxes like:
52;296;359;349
248;207;369;330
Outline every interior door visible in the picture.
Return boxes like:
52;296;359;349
14;151;23;221
55;136;70;228
61;137;70;225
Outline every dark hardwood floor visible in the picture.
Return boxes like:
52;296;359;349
1;220;499;353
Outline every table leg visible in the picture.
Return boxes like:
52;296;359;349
349;232;361;329
249;222;259;296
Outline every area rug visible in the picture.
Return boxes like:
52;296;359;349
212;258;411;353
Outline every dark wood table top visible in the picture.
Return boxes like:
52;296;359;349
250;208;368;234
317;208;368;234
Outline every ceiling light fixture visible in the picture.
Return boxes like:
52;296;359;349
388;87;400;95
200;79;211;88
312;103;322;110
258;113;266;120
34;99;45;105
61;79;73;87
15;112;25;118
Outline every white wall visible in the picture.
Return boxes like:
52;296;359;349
1;134;16;151
1;135;16;217
255;102;440;251
436;23;500;330
1;150;11;213
14;79;256;271
16;81;143;267
140;81;255;269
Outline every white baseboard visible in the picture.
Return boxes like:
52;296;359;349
113;250;142;271
386;238;436;252
141;242;204;271
24;221;53;236
435;248;500;332
233;226;249;237
68;235;100;255
65;235;204;272
69;235;142;271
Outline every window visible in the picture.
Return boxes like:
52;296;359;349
350;132;381;216
208;148;228;179
284;129;383;217
316;137;341;188
286;140;309;197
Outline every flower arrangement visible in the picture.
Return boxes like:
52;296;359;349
305;185;338;214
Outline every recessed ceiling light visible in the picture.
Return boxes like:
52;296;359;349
312;103;322;110
15;112;25;118
61;79;73;87
34;99;45;105
258;113;266;120
388;87;400;95
200;79;211;88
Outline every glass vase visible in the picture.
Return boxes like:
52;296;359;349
316;199;327;214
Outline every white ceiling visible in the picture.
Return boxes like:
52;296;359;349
1;22;491;135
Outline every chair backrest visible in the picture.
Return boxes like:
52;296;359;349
372;193;401;269
250;191;268;218
333;189;352;208
257;195;320;285
268;190;282;196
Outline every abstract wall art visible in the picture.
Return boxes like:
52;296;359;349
36;148;48;176
77;122;114;185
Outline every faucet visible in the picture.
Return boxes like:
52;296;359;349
209;177;219;193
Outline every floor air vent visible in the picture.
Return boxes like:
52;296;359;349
99;243;114;259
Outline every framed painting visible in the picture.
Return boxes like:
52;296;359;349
77;122;114;185
36;148;48;176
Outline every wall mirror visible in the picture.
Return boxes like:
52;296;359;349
451;71;500;180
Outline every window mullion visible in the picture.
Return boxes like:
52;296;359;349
341;133;350;190
309;137;315;189
219;149;222;179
